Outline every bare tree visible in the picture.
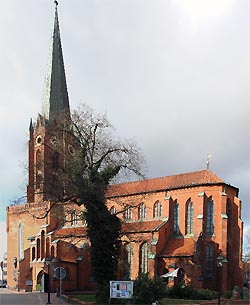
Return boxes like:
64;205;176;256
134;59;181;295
41;103;144;302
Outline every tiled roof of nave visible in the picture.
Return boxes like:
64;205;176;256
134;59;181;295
106;169;225;198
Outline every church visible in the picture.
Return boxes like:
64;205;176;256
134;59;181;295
6;3;243;293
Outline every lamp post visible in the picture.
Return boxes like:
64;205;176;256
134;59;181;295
217;255;224;305
45;258;52;304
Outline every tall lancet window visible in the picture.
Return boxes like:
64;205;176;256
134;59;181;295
206;199;214;235
124;243;133;279
139;242;149;274
186;200;194;235
18;223;23;260
226;199;232;238
205;244;214;279
173;203;180;235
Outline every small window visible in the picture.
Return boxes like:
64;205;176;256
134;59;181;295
110;206;117;215
71;211;78;226
153;201;162;218
124;205;132;221
32;247;36;260
138;203;146;220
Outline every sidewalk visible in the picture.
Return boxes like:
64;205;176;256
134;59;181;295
10;290;69;305
38;292;69;304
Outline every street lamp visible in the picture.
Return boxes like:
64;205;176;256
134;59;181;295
217;254;224;305
45;258;52;304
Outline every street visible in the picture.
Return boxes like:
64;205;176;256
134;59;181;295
0;288;68;305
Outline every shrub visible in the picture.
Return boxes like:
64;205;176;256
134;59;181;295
196;289;217;300
224;290;233;299
166;284;185;299
166;285;216;300
133;273;166;304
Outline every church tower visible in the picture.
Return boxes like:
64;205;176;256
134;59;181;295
27;2;71;203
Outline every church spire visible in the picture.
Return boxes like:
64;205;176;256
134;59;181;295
42;1;70;121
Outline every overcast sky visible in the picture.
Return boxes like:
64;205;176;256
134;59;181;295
0;0;249;259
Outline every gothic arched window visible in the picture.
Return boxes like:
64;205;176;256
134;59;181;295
124;205;132;221
186;200;194;235
51;245;55;258
124;243;133;279
139;242;149;274
71;210;78;226
32;247;36;261
205;244;214;279
173;203;180;234
46;237;50;257
18;223;23;260
206;199;214;235
36;238;41;259
41;230;45;259
153;201;162;218
138;203;146;220
226;199;232;238
110;206;117;215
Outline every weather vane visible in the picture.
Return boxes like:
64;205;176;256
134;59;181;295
206;154;212;170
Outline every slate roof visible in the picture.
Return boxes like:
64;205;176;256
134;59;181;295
41;2;70;121
107;170;225;198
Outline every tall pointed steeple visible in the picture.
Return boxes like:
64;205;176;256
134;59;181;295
42;1;70;121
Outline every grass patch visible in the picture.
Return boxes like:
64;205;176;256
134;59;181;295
74;294;96;302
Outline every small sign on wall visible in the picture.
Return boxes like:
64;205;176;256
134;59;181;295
110;281;133;299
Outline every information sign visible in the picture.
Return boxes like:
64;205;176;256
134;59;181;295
110;281;133;299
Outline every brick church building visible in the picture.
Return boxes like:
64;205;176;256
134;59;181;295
6;3;243;293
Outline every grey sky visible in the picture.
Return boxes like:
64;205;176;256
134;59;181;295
0;0;249;258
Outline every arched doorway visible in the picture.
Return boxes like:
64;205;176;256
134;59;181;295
37;270;49;292
175;268;185;286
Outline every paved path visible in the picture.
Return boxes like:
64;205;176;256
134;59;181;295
0;288;68;305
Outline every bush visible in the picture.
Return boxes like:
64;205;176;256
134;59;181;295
196;289;217;300
166;284;185;299
224;290;233;299
133;273;166;304
166;284;216;300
